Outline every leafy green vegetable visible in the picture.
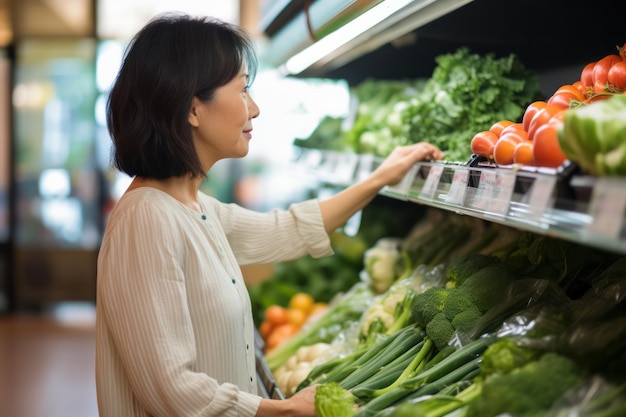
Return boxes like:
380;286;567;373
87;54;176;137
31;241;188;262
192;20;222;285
315;382;357;417
466;351;583;417
402;47;540;162
445;253;500;288
558;93;626;176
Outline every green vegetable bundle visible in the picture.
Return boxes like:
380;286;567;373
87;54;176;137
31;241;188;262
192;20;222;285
402;47;540;163
558;93;626;176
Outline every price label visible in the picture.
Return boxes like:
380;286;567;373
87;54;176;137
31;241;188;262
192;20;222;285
526;175;556;219
419;165;444;201
471;170;515;215
385;163;419;198
472;170;497;210
586;177;626;238
446;168;469;206
491;170;516;215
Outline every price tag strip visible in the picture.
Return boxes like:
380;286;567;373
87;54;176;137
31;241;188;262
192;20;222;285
446;168;469;206
525;175;557;220
471;169;515;215
418;164;444;201
586;177;626;239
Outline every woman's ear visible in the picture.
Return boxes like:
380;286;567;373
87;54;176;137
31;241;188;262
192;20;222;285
188;97;201;127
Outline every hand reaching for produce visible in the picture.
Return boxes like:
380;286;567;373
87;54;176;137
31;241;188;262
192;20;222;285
319;142;444;234
372;142;445;187
257;384;319;417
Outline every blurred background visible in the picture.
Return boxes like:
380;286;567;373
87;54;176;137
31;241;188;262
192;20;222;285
0;0;350;314
0;1;350;416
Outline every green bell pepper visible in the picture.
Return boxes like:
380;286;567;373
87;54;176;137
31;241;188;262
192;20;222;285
558;94;626;176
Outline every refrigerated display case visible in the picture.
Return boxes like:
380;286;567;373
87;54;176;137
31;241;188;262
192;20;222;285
254;0;626;405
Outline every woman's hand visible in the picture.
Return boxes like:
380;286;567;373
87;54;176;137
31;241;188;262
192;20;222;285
319;142;443;234
371;142;444;188
256;385;318;417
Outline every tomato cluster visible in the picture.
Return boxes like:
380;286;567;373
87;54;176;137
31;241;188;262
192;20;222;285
470;42;626;169
581;43;626;94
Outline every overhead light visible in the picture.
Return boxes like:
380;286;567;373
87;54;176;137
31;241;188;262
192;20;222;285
283;0;414;75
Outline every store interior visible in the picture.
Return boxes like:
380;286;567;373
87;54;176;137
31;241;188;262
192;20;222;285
1;0;625;416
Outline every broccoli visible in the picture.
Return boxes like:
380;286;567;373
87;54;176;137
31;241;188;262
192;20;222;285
460;265;515;312
441;288;479;321
445;253;499;287
450;305;483;334
411;286;451;327
425;312;455;351
467;351;583;417
479;336;541;376
381;337;581;417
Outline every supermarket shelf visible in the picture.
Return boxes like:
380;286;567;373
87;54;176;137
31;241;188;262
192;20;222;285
261;0;626;88
294;148;626;255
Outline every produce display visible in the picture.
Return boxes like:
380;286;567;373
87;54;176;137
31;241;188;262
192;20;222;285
295;47;541;163
296;42;626;176
261;209;626;416
470;42;626;172
258;40;626;416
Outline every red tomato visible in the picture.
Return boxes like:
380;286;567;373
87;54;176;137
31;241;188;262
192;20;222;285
547;84;586;110
493;136;519;165
513;141;534;166
470;130;499;159
526;104;562;142
608;61;626;90
499;122;525;137
488;120;515;138
592;55;623;88
522;101;548;132
533;118;567;168
571;81;587;95
581;61;596;87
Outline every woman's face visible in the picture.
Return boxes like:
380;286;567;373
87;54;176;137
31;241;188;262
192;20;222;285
188;68;260;168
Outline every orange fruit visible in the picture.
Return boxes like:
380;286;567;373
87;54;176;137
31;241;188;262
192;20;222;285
287;308;307;328
288;292;314;314
265;323;298;351
264;305;288;326
259;320;273;340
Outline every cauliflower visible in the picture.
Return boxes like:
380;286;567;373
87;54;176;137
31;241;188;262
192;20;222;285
363;238;404;294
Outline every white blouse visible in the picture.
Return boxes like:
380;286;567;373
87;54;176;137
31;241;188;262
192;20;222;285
95;188;333;417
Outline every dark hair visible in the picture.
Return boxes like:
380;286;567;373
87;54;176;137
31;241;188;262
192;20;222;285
106;13;258;179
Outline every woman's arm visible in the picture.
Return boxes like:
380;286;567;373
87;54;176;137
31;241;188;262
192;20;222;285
319;142;444;234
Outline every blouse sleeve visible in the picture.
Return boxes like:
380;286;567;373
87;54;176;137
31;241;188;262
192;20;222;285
207;197;334;266
97;198;261;417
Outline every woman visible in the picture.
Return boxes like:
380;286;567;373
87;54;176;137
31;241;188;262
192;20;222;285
96;12;444;417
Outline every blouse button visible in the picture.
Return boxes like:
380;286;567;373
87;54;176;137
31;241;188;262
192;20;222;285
231;278;236;284
201;214;207;220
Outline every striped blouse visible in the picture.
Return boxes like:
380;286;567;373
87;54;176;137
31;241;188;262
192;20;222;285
95;187;333;417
